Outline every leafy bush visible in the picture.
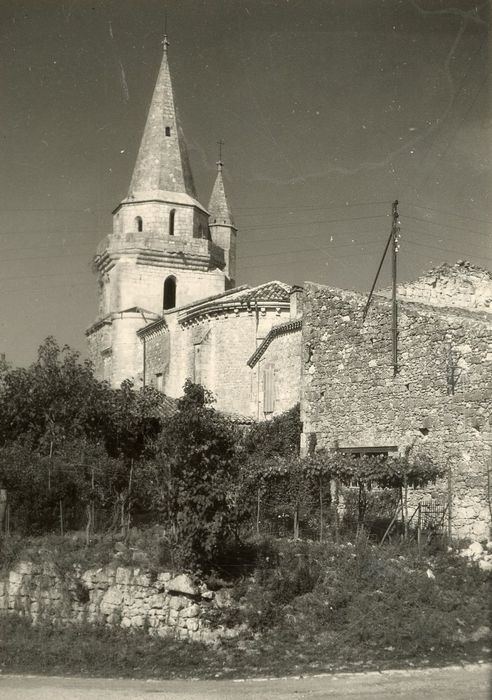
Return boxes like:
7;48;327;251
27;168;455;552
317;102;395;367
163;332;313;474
156;381;239;572
209;535;490;656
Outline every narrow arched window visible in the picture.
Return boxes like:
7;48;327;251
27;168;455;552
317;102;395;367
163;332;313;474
163;276;176;310
135;216;143;232
169;209;176;236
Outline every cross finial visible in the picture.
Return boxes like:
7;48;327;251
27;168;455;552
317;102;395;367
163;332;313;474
216;139;224;171
162;11;169;52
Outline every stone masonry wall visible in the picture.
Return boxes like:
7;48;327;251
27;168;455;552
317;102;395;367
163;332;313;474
253;329;302;418
381;261;492;313
144;306;296;418
301;281;492;540
0;563;232;644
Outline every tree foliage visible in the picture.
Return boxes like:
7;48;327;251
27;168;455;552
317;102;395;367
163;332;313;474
0;337;109;450
242;403;301;462
156;380;238;571
0;338;165;537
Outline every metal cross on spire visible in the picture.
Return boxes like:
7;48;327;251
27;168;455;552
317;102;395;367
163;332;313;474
162;11;169;52
216;139;224;171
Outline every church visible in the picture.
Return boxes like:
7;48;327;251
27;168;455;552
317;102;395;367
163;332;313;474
86;38;302;419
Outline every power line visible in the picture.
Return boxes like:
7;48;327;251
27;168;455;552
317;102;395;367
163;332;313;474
235;199;390;213
404;226;490;251
0;270;89;283
406;202;492;226
404;239;492;262
240;247;383;271
240;213;389;233
239;239;384;262
404;214;490;238
0;282;91;296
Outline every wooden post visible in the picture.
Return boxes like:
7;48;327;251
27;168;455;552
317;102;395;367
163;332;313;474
256;487;261;536
399;486;405;540
85;504;92;547
391;200;400;377
293;503;299;540
334;479;340;544
48;440;53;491
447;459;453;541
91;466;95;537
127;459;134;535
0;489;7;533
403;474;409;540
59;500;64;536
380;501;401;545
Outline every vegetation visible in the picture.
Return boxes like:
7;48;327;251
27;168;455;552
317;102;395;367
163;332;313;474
0;535;489;679
155;381;239;572
0;338;444;565
1;337;487;679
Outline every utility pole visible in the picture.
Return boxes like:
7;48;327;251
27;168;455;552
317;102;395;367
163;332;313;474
391;200;400;376
362;200;401;375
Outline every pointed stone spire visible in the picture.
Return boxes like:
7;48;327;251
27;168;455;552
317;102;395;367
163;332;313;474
128;36;196;198
208;158;235;226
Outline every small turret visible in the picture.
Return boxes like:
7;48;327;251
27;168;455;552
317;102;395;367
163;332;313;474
208;158;237;286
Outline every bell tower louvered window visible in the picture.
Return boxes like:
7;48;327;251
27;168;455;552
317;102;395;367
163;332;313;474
169;209;176;236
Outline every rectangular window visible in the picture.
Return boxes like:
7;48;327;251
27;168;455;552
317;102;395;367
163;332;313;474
194;345;201;384
155;373;163;391
263;364;275;414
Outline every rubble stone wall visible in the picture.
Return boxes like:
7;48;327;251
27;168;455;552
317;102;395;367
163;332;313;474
0;563;231;644
301;281;492;540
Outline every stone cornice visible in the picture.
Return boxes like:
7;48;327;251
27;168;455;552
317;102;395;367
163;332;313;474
247;318;302;368
86;308;160;336
137;317;168;339
93;237;225;273
179;299;290;326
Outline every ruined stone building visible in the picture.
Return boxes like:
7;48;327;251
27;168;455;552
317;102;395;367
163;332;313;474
300;262;492;539
86;40;302;419
85;40;491;538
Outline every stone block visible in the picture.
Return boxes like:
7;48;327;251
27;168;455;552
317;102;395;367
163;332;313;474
167;574;198;597
115;567;133;586
181;603;200;619
169;595;186;611
15;561;35;576
186;618;199;632
100;586;124;613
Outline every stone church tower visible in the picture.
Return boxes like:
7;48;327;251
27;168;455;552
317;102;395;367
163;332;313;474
86;38;236;386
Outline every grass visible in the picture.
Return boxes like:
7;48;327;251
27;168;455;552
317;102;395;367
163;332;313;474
0;614;489;680
0;530;490;680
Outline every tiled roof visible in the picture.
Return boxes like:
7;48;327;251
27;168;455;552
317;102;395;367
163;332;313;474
177;280;292;324
233;280;291;305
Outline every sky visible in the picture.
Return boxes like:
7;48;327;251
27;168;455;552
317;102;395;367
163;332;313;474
0;0;490;366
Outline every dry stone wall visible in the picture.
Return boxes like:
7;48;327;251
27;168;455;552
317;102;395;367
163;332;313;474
301;281;492;540
0;562;232;644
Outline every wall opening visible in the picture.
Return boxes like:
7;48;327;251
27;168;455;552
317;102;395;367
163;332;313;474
263;363;276;415
169;209;176;236
135;216;143;232
163;276;177;310
165;126;171;137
